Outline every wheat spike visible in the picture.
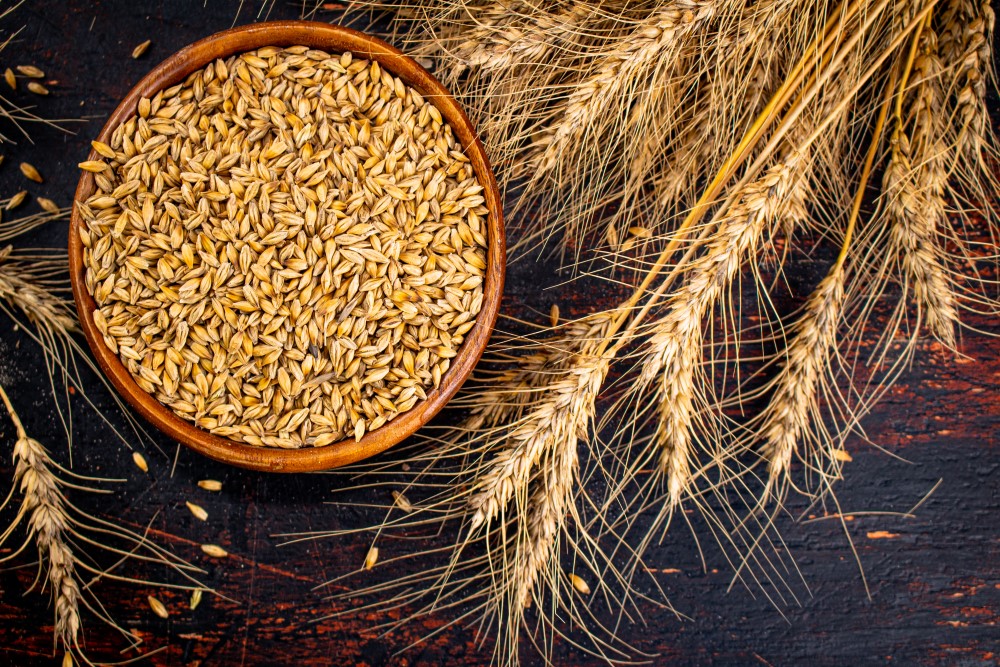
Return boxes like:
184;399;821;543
453;3;592;75
638;160;798;506
0;247;78;334
884;121;958;345
512;425;580;612
467;316;610;531
938;0;995;162
0;386;82;653
760;267;845;497
0;383;207;661
532;1;718;179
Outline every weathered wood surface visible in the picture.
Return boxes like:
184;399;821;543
0;2;997;665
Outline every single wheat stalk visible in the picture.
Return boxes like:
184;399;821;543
756;44;899;501
883;21;959;346
1;381;208;661
938;0;994;161
0;384;83;654
456;3;592;74
512;427;580;613
759;267;845;496
638;159;799;506
884;126;958;345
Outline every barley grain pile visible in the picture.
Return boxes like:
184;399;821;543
78;46;489;448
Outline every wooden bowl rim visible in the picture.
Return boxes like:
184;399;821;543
68;20;505;472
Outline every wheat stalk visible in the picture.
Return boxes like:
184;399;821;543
759;267;845;496
0;246;78;334
637;160;800;508
467;316;610;531
0;386;82;653
884;126;959;345
450;2;594;76
0;382;208;662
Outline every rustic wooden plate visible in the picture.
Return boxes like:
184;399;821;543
68;21;505;472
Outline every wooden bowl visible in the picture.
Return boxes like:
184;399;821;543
68;21;505;472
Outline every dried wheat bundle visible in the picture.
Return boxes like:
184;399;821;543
310;0;999;664
283;316;663;665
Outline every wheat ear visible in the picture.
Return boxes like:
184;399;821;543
456;3;592;74
531;1;718;179
467;316;610;531
0;246;78;334
756;46;900;501
760;267;845;496
638;160;799;507
938;0;995;161
885;126;958;345
0;384;83;654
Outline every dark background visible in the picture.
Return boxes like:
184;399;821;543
0;1;997;665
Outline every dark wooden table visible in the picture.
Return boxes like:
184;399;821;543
0;2;997;665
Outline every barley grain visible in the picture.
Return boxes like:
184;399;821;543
186;501;208;521
16;65;43;78
36;197;58;214
200;544;228;558
6;190;26;210
132;40;152;59
20;162;42;183
89;140;116;159
568;572;590;595
3;68;14;89
26;82;48;96
391;490;412;512
132;451;148;472
364;545;379;570
190;588;204;610
198;479;222;492
147;595;168;619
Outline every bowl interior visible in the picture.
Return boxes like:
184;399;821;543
68;21;505;472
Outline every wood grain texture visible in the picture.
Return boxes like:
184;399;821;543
0;1;997;666
68;21;505;472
